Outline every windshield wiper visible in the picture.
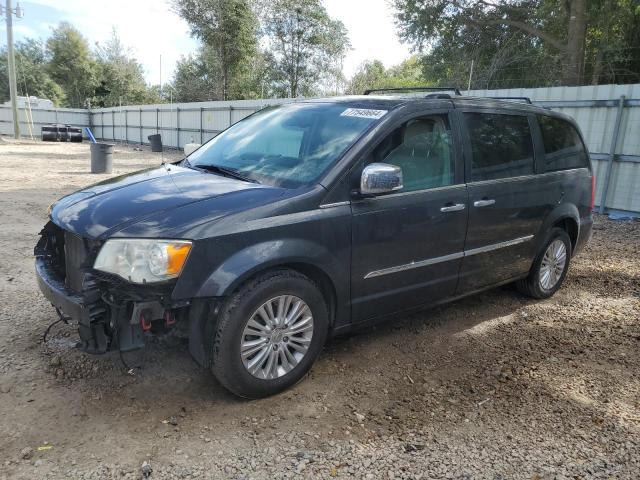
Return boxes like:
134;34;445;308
193;164;259;183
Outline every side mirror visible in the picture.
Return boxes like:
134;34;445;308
360;163;403;196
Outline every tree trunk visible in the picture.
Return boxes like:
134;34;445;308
223;67;228;101
564;0;587;85
591;48;603;85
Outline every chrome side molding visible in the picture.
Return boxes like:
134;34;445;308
364;252;465;279
464;235;534;257
364;235;534;279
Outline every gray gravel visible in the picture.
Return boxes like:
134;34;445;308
0;139;639;479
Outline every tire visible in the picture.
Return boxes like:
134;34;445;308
516;227;572;299
210;269;329;399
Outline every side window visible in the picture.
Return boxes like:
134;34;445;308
537;115;588;171
371;114;455;192
464;113;534;181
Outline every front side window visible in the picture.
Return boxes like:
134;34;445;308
370;114;455;192
187;103;382;188
464;113;534;181
537;115;588;171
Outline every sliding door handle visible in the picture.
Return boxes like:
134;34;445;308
440;203;466;212
474;199;496;207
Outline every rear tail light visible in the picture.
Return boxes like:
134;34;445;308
590;175;596;211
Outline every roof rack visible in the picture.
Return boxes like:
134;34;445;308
487;96;533;104
363;86;462;96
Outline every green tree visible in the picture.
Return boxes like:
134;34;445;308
263;0;350;97
174;0;259;100
346;57;427;95
393;0;640;87
93;30;160;107
172;46;222;102
586;0;640;85
46;22;98;107
346;60;388;95
0;39;65;105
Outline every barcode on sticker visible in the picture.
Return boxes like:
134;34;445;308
340;108;387;119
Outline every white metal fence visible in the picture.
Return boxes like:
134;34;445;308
0;105;89;137
1;84;638;214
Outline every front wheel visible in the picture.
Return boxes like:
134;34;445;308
516;227;572;299
210;269;328;399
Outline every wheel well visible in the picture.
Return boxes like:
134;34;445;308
232;263;338;327
553;217;578;252
281;263;337;327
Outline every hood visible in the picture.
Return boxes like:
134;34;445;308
50;164;285;239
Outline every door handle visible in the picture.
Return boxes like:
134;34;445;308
473;199;496;207
440;203;466;212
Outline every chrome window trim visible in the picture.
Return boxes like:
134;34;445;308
356;183;466;202
319;201;351;209
466;167;590;187
466;174;538;187
364;235;534;279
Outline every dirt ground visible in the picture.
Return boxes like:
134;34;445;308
0;139;638;480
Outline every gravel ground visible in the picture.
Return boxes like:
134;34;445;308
0;139;638;480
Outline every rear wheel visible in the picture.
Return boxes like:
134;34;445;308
516;227;571;299
211;269;328;398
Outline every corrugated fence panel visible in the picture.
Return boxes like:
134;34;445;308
88;98;293;150
0;105;89;137
2;85;637;212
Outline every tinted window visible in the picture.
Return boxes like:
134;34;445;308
371;115;454;192
188;103;382;188
464;113;534;181
537;115;588;171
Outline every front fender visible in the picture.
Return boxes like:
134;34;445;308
194;238;346;299
186;239;348;368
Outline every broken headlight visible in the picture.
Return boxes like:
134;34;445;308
94;239;192;284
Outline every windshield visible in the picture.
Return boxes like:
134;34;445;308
187;103;385;188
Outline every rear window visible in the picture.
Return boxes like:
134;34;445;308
537;115;588;171
464;113;534;181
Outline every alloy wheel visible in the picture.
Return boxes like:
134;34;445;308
539;239;567;291
240;295;314;379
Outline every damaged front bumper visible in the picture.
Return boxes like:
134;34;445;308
35;225;190;355
36;256;150;354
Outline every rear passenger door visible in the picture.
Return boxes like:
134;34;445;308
457;110;548;291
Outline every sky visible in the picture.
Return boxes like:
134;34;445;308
0;0;413;85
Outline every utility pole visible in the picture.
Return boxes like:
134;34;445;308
2;0;23;139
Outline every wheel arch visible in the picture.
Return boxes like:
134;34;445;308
536;204;580;255
194;239;347;325
552;217;579;252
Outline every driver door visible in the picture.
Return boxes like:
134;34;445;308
350;111;468;322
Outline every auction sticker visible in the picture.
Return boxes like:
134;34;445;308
340;108;388;119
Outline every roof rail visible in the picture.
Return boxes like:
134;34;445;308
487;96;533;104
363;86;462;96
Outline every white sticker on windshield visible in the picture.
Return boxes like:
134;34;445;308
340;108;388;119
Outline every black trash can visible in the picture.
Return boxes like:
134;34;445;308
90;143;114;173
148;134;163;152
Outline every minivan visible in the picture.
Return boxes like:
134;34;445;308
35;88;594;398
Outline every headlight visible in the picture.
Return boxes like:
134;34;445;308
94;239;192;284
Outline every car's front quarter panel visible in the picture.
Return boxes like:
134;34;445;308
170;196;353;329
